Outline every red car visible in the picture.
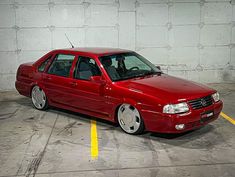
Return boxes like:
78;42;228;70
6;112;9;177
15;48;223;135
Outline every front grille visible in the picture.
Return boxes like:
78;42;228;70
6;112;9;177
188;95;213;110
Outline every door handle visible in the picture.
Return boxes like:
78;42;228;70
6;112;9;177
45;76;52;80
70;81;78;87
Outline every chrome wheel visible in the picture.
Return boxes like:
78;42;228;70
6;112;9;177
117;104;144;134
31;86;47;110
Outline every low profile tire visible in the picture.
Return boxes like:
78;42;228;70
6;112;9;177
117;104;145;135
31;85;48;110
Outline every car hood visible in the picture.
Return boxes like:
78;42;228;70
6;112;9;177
116;74;215;103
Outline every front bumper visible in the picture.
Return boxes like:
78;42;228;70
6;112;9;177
142;100;223;133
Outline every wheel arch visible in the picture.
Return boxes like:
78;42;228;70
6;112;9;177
113;98;143;123
29;81;46;97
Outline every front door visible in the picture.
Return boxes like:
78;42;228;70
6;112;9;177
68;56;111;118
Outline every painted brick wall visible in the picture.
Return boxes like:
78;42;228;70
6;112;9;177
0;0;235;90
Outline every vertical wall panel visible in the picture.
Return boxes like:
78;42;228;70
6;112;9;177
119;12;135;50
0;0;234;90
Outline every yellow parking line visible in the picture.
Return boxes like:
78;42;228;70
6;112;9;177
90;120;98;159
220;112;235;125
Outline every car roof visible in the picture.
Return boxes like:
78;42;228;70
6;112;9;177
53;47;132;56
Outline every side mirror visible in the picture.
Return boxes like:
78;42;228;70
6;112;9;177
90;76;106;85
156;66;161;70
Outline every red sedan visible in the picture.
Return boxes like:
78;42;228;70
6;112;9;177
15;48;223;134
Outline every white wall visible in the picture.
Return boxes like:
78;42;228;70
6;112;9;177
0;0;235;90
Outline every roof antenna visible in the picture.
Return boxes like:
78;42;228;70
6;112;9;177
65;33;74;48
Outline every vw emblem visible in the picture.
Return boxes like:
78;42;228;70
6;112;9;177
201;99;207;106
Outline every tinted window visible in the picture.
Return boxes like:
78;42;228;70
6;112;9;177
99;52;161;81
38;55;51;72
74;56;101;80
48;54;75;77
124;55;150;70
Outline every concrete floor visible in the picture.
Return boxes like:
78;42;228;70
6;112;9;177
0;84;235;177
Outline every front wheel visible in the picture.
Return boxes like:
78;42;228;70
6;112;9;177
117;104;145;135
31;85;48;110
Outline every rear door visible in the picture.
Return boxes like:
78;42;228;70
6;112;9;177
43;53;77;106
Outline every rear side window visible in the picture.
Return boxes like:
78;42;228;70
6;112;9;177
38;55;51;72
47;54;75;77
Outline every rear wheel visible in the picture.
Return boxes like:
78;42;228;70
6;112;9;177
117;104;144;135
31;85;48;110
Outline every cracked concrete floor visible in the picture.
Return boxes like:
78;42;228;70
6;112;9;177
0;83;235;177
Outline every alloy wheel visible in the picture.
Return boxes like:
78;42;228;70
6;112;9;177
31;86;47;110
117;104;144;134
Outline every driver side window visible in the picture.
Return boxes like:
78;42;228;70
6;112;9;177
74;56;101;80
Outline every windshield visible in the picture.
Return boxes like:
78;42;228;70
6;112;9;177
99;52;162;82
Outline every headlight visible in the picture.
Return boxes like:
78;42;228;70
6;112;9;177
163;102;189;114
212;92;220;102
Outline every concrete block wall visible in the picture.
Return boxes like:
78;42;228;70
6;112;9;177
0;0;235;90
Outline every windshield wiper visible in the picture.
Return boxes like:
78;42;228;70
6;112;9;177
115;70;162;81
126;71;158;79
142;70;162;76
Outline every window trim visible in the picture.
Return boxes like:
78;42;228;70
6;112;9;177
99;52;160;82
73;56;102;81
37;55;53;73
46;53;76;78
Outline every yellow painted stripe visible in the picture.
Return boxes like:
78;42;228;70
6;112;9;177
90;120;98;159
220;112;235;125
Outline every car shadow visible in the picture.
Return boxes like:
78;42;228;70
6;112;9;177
51;106;118;127
14;96;33;107
145;124;226;149
14;96;117;126
148;126;214;139
14;96;225;149
50;107;225;150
